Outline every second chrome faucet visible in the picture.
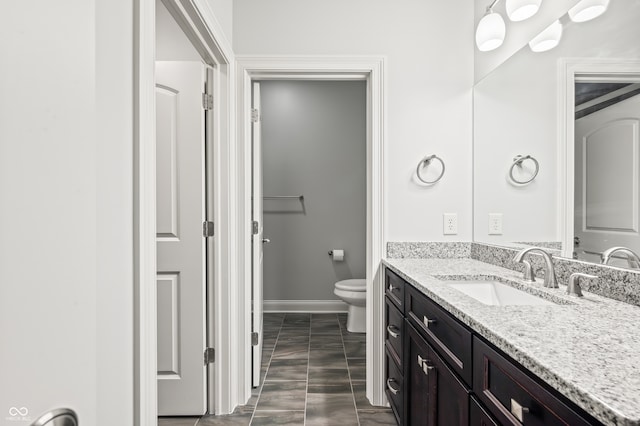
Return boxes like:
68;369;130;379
513;247;558;288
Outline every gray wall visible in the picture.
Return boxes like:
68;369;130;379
261;81;366;301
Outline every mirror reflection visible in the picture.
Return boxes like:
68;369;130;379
473;0;640;268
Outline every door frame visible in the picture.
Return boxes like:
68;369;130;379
558;58;640;259
134;0;236;423
236;56;387;407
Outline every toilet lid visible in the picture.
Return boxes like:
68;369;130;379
335;279;366;291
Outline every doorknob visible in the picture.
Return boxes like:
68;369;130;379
262;238;271;243
31;408;78;426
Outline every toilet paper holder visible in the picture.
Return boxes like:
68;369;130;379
328;250;345;261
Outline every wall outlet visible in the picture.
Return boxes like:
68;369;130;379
443;213;458;235
489;213;503;235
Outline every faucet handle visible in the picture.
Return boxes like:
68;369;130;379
567;272;598;297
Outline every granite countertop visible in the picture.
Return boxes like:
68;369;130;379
383;257;640;426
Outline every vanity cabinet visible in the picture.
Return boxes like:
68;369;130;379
407;321;469;426
384;267;602;426
385;268;406;424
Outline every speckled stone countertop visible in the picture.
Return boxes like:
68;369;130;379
383;257;640;426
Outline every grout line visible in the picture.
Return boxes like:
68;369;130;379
336;314;361;426
304;313;312;425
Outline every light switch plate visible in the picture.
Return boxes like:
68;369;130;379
489;213;503;235
443;213;458;235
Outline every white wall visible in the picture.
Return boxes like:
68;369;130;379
206;0;233;44
157;0;202;60
0;1;133;424
261;81;366;302
233;0;475;243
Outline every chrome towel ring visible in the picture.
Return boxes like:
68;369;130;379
509;155;539;185
416;155;445;184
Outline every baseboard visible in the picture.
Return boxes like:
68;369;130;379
264;299;348;313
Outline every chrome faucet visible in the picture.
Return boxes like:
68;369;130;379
567;272;598;297
601;246;640;269
513;247;558;288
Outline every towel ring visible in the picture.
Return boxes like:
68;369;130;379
509;155;539;184
416;155;445;184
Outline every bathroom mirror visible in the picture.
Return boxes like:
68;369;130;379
473;0;640;268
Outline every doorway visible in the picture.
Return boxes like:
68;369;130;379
572;75;640;265
237;57;387;408
155;0;214;416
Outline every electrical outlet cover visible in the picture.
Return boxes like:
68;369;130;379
489;213;503;235
443;213;458;235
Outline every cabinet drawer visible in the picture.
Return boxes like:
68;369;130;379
385;268;405;311
406;285;472;386
385;297;403;367
470;396;499;426
473;337;598;426
385;349;403;425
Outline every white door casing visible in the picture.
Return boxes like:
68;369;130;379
251;81;264;387
156;61;207;415
236;57;386;408
574;94;640;265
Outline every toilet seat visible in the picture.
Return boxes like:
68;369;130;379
335;279;366;292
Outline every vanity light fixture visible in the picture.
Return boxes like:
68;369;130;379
476;0;506;52
568;0;609;22
506;0;542;22
528;19;563;52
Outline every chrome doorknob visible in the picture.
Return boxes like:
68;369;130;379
262;238;271;243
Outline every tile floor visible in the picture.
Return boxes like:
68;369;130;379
159;313;396;426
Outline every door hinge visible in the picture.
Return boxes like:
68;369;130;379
252;221;259;235
251;108;260;123
204;347;215;365
203;221;214;237
202;93;214;110
251;332;259;346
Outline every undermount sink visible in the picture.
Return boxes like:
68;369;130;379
444;280;555;306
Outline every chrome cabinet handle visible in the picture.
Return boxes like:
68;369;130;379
423;316;437;328
510;398;530;422
386;378;400;395
388;283;396;292
387;325;400;338
417;354;435;376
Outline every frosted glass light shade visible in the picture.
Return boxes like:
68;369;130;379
506;0;542;21
475;11;506;52
529;20;563;52
568;0;609;22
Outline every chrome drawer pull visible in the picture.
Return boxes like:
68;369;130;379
417;355;435;376
388;283;396;292
423;315;437;328
510;398;530;423
387;325;400;338
386;378;400;395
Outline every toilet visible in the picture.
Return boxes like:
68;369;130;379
334;279;367;333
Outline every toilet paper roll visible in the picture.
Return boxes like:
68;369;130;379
331;249;345;262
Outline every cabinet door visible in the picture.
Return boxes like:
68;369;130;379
407;322;469;426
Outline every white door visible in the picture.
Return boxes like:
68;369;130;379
156;61;207;415
251;81;265;387
574;93;640;265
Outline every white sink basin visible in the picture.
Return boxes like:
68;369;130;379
446;280;555;306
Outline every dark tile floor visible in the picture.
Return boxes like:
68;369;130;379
159;313;396;426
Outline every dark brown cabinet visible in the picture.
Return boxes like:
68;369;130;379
384;266;603;426
406;322;469;426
